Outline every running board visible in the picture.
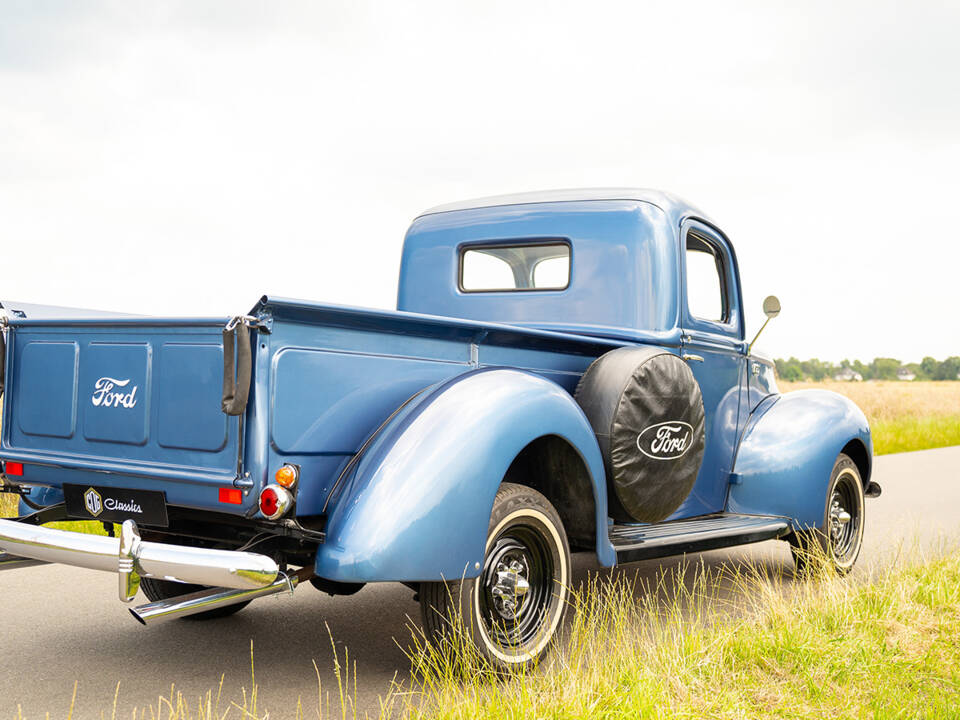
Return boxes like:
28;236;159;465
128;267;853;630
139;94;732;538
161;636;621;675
611;513;791;564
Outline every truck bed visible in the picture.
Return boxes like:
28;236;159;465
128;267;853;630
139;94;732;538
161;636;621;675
1;297;625;519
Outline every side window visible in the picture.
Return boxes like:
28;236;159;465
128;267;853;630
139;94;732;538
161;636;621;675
685;232;729;323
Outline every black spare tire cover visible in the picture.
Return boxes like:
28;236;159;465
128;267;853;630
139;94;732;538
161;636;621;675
574;347;706;523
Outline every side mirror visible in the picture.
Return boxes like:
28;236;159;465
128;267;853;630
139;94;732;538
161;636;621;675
749;295;781;354
763;295;781;319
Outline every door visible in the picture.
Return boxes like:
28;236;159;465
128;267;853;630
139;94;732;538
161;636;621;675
671;219;747;519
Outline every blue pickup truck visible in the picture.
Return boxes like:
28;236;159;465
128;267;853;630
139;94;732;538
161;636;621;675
0;189;878;668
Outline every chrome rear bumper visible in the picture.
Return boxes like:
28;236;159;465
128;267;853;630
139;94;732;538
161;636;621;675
0;518;279;601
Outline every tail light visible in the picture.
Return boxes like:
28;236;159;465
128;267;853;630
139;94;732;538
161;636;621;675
259;484;293;520
3;461;23;477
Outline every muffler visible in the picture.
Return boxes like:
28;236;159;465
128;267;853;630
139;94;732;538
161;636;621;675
130;571;303;625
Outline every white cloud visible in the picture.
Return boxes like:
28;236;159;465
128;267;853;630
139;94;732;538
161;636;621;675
0;0;957;362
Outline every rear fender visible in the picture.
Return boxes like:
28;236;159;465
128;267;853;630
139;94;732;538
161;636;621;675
727;389;872;529
315;368;614;583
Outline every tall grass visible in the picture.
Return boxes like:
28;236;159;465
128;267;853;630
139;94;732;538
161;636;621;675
780;380;960;455
398;546;960;719
15;546;960;719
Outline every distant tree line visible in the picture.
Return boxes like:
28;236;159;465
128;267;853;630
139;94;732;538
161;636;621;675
774;356;960;382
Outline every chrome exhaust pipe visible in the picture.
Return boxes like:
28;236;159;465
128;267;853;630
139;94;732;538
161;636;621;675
0;552;48;570
130;572;301;625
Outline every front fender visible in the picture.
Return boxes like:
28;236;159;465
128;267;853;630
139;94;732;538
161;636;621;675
315;367;614;583
727;389;872;529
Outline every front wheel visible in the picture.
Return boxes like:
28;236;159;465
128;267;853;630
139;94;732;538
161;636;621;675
790;452;865;575
419;483;570;670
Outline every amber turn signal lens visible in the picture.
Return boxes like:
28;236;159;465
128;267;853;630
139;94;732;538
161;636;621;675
275;464;299;489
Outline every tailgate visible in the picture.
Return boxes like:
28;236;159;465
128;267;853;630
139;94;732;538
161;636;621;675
1;317;246;503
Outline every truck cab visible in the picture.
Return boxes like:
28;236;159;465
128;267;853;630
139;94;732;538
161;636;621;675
400;189;775;520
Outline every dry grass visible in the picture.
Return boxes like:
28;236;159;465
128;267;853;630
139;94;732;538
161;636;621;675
0;491;16;517
394;546;960;719
780;380;960;455
779;380;960;423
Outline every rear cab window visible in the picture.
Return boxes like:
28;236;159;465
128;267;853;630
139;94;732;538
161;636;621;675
460;241;570;292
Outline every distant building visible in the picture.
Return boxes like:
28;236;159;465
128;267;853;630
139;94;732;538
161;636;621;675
834;368;863;382
897;368;916;381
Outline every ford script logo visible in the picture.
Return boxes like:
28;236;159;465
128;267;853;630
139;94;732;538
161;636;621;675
636;421;693;460
91;377;139;408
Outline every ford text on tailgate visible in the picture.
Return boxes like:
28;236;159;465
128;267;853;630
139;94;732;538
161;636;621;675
0;189;879;668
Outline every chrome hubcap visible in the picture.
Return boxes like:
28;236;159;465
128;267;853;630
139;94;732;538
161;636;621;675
827;469;863;564
829;492;851;542
479;524;555;648
489;558;530;620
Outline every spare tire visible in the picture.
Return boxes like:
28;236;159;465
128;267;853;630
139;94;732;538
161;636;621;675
574;347;705;523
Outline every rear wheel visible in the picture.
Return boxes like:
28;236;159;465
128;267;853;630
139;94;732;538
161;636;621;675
790;453;865;575
419;483;570;670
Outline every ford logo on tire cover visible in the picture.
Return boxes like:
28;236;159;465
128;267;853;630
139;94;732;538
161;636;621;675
636;421;694;460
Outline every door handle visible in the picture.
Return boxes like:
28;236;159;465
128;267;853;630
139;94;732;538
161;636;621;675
682;353;705;363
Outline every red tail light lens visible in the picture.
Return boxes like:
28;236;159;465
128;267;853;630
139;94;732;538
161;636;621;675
219;488;243;504
258;484;293;520
4;461;23;477
260;487;279;516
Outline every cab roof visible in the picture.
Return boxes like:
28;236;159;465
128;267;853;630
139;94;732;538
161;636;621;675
416;187;714;229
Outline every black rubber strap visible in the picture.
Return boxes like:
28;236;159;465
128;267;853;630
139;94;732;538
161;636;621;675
221;323;252;416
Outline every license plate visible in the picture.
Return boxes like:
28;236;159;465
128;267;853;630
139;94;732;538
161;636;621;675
63;484;169;527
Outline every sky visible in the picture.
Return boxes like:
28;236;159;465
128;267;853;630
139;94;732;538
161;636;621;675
1;0;958;363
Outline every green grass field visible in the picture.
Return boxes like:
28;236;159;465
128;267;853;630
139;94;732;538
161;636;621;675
779;380;960;456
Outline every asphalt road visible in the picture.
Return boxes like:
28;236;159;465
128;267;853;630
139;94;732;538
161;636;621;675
2;446;959;719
